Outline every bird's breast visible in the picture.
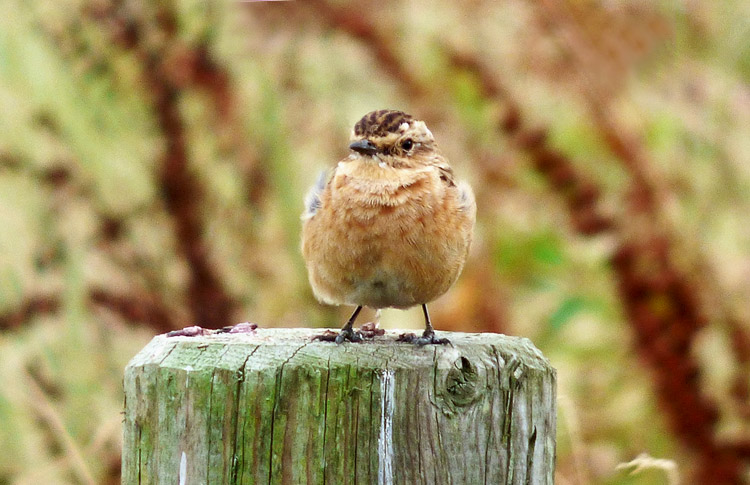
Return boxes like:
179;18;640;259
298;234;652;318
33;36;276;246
302;166;474;309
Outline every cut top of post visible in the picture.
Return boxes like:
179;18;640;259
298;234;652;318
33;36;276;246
129;327;552;373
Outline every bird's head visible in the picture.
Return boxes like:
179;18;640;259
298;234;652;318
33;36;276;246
347;110;438;167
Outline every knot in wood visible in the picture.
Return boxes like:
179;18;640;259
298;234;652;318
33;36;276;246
442;356;481;410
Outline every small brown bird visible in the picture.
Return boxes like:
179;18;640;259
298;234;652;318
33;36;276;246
301;110;476;345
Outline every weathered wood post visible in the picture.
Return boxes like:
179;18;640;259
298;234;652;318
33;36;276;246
123;328;556;484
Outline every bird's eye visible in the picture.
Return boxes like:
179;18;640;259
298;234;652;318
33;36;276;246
401;139;414;151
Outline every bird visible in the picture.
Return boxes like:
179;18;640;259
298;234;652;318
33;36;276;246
301;109;476;345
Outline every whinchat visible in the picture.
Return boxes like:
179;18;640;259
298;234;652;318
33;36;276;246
301;110;476;345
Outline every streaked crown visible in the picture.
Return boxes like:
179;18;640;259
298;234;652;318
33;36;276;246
353;110;415;138
349;109;436;158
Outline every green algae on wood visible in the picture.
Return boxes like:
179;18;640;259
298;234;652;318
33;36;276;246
122;328;556;484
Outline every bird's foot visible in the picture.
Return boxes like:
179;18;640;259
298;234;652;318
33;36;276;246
397;330;451;346
313;327;363;343
336;326;363;343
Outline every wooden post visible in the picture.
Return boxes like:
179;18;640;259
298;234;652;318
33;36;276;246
122;328;556;484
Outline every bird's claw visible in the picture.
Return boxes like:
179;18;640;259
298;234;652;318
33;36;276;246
335;328;363;343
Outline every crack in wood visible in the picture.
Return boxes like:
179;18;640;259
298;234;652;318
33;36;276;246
232;346;258;484
204;367;216;485
525;426;538;485
353;357;361;485
322;355;332;485
267;342;309;484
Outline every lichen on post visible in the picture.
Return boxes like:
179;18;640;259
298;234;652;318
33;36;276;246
122;328;556;484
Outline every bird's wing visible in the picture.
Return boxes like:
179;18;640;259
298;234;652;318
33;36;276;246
457;180;476;213
302;169;332;220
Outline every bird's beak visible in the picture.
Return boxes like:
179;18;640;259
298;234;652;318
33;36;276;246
349;139;379;156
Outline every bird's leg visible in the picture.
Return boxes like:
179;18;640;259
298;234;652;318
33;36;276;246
419;304;451;345
335;306;364;343
398;305;451;345
423;304;437;339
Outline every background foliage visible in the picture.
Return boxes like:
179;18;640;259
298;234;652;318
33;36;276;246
0;0;749;483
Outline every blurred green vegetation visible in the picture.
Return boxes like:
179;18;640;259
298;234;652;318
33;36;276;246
0;0;749;483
